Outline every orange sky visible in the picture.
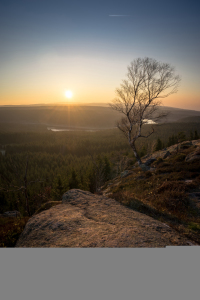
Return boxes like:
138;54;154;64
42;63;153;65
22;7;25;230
1;1;200;111
1;85;199;111
0;53;199;110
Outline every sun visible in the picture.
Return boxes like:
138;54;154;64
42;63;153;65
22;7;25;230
65;90;73;99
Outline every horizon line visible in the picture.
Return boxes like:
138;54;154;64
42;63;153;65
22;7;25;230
0;103;200;112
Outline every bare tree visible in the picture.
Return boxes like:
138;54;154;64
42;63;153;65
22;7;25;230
109;57;181;165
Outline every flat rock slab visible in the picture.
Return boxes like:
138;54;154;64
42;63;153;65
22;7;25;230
15;189;197;248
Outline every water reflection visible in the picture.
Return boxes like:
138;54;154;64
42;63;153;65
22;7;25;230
47;120;156;132
47;127;101;132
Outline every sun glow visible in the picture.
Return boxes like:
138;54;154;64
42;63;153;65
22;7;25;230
65;90;73;99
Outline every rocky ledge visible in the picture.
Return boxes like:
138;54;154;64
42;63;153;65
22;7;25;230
15;189;197;247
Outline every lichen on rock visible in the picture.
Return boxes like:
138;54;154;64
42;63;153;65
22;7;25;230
15;189;196;248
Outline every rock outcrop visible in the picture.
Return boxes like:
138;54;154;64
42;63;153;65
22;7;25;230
15;189;196;247
185;148;200;162
141;139;200;165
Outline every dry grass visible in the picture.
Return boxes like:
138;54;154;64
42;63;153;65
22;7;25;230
153;190;190;215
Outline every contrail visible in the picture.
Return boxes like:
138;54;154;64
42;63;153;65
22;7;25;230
109;15;130;17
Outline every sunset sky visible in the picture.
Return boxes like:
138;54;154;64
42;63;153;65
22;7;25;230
0;0;200;110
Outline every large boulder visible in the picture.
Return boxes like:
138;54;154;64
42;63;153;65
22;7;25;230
192;139;200;147
185;148;200;162
162;151;171;159
150;150;171;160
178;141;192;150
15;189;195;247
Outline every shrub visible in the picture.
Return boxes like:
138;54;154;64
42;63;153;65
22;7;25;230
0;216;29;247
110;191;132;206
157;181;187;193
144;171;152;178
154;157;163;165
188;222;200;232
154;190;190;214
172;153;186;162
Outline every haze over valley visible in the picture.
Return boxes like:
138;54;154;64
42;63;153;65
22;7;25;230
1;104;200;132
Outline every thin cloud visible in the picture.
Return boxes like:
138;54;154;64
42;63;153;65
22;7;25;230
109;15;130;17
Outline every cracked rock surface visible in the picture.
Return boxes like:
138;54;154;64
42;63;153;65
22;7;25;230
15;189;197;247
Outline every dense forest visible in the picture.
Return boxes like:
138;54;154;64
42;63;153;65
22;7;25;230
0;121;200;216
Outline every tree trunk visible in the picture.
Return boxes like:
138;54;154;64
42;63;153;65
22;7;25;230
130;143;142;165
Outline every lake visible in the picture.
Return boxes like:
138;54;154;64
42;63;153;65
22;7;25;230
47;120;156;132
47;127;108;132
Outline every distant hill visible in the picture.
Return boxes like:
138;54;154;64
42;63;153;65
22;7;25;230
176;116;200;123
0;105;121;129
157;106;200;123
0;104;200;129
